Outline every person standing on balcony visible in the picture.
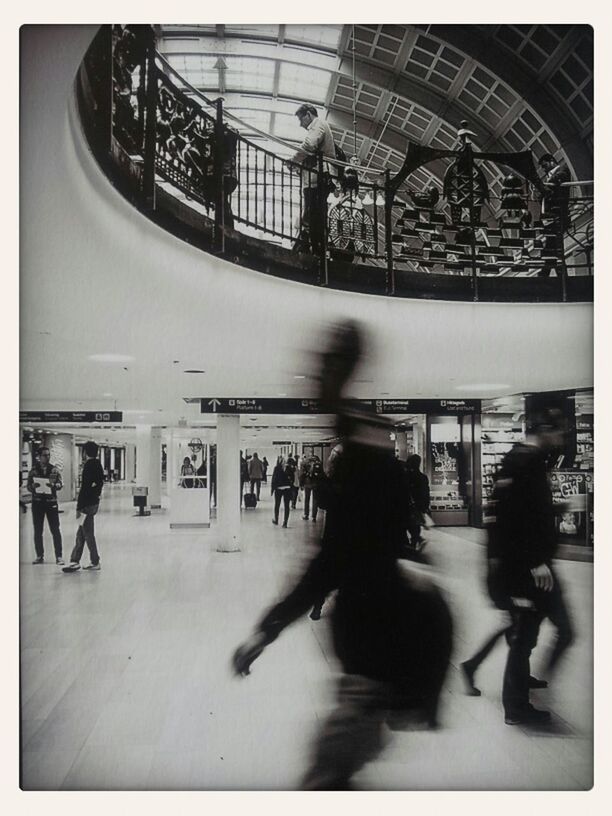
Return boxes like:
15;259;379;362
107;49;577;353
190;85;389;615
290;104;336;255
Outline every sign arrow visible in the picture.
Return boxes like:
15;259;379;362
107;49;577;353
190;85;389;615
208;398;222;412
213;56;228;94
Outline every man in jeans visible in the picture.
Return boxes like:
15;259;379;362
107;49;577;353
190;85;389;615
27;447;64;565
63;441;105;573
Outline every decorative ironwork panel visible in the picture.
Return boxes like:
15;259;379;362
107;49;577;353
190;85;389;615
112;25;149;155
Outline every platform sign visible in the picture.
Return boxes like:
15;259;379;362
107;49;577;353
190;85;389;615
20;411;124;423
200;398;480;415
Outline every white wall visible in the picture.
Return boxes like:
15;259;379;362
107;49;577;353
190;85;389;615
20;26;593;427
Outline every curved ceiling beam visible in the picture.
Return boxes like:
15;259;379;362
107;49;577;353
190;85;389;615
422;25;593;181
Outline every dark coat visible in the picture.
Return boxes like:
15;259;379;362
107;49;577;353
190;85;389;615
258;410;452;716
487;442;557;603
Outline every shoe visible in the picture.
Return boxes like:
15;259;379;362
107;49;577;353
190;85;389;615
83;563;101;571
310;608;322;621
312;517;317;522
302;515;309;520
504;705;551;725
56;558;65;566
272;519;278;525
32;557;44;565
62;562;81;573
282;523;287;528
460;661;481;696
529;676;548;689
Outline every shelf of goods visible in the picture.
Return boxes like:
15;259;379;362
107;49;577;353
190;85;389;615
481;413;524;524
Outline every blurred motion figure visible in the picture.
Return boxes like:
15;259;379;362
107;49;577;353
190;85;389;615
232;320;452;789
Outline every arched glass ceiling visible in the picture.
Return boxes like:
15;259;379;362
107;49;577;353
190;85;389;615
157;24;592;187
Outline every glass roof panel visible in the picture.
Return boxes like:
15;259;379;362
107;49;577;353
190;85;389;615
284;24;342;49
277;63;332;103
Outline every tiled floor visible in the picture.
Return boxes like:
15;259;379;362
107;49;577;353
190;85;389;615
19;485;593;790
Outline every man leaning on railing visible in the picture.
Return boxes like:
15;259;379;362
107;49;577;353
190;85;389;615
288;104;336;255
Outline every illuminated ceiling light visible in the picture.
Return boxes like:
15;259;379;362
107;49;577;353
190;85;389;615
103;392;113;397
294;375;306;379
89;354;135;363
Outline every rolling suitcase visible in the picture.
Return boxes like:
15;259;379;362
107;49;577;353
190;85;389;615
244;492;257;508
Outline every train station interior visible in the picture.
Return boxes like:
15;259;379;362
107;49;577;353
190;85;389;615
13;18;605;805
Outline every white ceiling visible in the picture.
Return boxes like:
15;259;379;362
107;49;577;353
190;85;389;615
19;26;593;440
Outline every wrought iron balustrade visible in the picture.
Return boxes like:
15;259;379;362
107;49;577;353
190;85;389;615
76;25;593;302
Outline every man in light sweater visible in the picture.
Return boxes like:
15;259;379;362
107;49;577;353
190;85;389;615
63;441;105;573
290;103;336;255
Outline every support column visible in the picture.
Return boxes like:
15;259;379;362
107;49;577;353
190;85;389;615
136;425;151;488
396;431;408;461
149;427;162;508
126;444;136;483
216;414;240;552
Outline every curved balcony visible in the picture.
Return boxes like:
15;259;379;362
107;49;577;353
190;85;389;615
75;25;593;303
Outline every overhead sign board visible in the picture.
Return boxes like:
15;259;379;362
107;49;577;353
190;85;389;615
20;411;124;423
200;398;480;415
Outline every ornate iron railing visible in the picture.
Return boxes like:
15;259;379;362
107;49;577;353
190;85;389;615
77;25;593;301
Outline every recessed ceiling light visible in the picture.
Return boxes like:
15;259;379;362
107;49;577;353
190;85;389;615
277;393;287;397
183;369;205;374
89;354;135;363
294;375;306;379
103;392;113;397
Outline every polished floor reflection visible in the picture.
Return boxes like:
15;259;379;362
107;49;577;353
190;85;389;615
20;484;593;790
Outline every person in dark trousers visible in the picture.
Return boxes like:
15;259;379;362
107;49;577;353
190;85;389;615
271;456;295;528
63;441;105;573
27;447;64;565
248;452;264;500
232;321;452;790
460;616;547;697
487;409;574;724
404;454;430;552
302;455;322;522
240;451;249;507
262;456;269;484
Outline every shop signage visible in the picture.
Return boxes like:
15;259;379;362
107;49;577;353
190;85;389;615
200;398;480;415
20;411;123;423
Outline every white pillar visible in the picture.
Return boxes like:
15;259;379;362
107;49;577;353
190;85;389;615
149;427;162;508
126;444;136;483
136;425;151;488
216;414;240;552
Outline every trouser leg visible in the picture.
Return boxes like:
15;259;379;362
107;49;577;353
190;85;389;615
304;488;311;518
45;503;63;558
301;674;389;790
312;490;318;521
82;507;100;565
466;624;511;672
282;491;291;525
273;491;282;522
544;579;574;676
254;479;261;500
31;503;45;558
70;523;86;564
502;607;543;715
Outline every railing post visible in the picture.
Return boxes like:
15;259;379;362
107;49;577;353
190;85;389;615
318;152;328;286
557;221;568;302
142;28;157;211
214;97;226;254
384;171;395;295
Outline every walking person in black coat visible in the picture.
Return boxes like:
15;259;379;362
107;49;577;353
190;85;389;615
232;320;452;789
405;454;430;552
488;408;574;724
270;456;295;528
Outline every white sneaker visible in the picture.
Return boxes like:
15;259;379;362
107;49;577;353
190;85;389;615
56;558;65;565
83;563;101;571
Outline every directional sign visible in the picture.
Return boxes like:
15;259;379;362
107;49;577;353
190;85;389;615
200;398;480;415
20;411;124;423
